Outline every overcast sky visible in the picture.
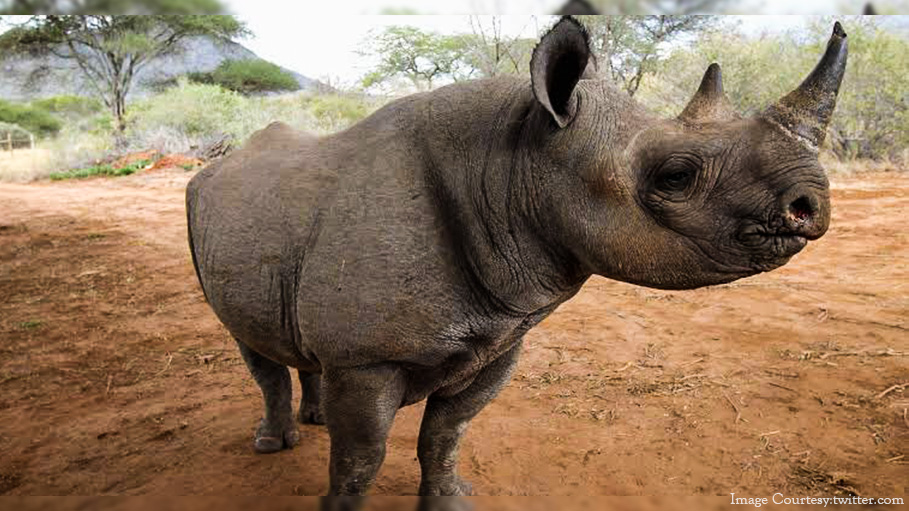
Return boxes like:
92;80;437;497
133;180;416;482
231;13;819;88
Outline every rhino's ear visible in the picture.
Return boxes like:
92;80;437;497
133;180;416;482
678;63;740;125
531;16;591;128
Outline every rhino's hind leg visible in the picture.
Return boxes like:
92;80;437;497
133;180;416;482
297;370;326;425
236;340;300;454
321;364;406;503
417;343;522;500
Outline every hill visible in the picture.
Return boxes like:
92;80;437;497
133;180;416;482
0;35;319;102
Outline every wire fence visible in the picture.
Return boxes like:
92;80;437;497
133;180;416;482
2;132;36;153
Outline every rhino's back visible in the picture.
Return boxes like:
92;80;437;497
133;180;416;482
186;121;335;368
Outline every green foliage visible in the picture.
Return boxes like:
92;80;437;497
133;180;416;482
812;19;909;159
2;15;248;143
18;320;42;330
638;18;909;160
31;95;104;118
49;159;150;180
189;59;299;94
125;80;378;155
361;26;474;90
129;79;247;137
577;15;719;96
298;94;371;126
0;98;61;136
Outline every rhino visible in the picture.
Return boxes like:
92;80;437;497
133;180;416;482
186;16;847;504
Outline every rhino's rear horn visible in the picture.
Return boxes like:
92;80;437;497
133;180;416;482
763;22;848;149
678;63;740;125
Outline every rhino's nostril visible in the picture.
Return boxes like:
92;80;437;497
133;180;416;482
788;196;815;223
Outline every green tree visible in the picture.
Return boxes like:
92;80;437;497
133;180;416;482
361;25;474;91
578;15;718;96
0;15;247;145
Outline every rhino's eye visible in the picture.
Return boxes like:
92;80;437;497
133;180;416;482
656;162;696;193
660;170;692;190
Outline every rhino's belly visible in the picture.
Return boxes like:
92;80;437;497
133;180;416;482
394;328;525;406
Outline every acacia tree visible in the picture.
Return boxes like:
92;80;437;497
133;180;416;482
578;15;717;96
361;26;474;91
0;15;246;145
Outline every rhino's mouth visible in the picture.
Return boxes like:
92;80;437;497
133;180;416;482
737;223;808;261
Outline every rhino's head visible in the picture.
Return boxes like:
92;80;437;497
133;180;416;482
528;17;847;290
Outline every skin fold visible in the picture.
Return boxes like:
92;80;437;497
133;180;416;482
186;16;848;510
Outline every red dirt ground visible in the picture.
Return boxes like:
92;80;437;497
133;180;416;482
0;169;906;502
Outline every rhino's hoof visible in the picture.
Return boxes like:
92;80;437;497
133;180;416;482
297;405;326;425
419;477;474;497
418;496;474;511
253;421;300;454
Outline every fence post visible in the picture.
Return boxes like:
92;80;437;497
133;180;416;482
6;132;11;155
29;133;34;150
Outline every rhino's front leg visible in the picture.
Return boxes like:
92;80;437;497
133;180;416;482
320;363;407;510
417;342;522;500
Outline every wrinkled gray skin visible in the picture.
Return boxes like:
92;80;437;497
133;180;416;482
186;17;847;509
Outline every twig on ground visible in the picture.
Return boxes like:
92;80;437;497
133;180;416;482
723;392;743;424
768;381;797;392
876;382;908;400
155;353;173;377
615;361;634;372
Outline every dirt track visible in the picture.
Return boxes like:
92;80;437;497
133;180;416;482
0;168;906;499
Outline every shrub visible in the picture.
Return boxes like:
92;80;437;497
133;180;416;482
0;99;61;137
31;95;104;119
299;94;372;127
190;58;300;94
48;159;150;181
125;79;378;155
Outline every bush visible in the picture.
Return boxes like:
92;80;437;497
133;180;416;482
0;99;61;137
31;95;104;119
299;94;372;127
190;58;300;94
125;79;379;155
48;159;150;181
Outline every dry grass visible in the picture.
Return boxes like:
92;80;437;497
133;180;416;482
0;148;53;182
821;153;908;176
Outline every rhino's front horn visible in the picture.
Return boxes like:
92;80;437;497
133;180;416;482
764;22;848;149
678;63;739;125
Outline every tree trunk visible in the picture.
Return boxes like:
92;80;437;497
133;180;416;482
112;88;127;150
